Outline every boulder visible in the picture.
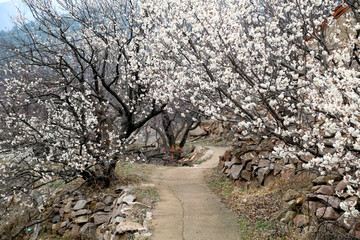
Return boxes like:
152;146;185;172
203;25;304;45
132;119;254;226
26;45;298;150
75;215;89;224
64;202;72;213
316;185;334;195
73;200;88;210
79;222;96;236
104;196;113;205
302;201;326;213
241;170;252;181
258;159;271;168
257;167;270;184
115;221;146;234
122;195;136;204
335;180;348;192
281;164;295;180
229;164;243;180
94;212;110;225
94;202;106;212
316;207;340;220
283;189;301;202
189;127;207;137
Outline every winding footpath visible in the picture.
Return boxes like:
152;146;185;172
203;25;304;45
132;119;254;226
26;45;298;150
150;146;241;240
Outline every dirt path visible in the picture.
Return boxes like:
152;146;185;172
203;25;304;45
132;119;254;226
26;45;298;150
150;146;241;240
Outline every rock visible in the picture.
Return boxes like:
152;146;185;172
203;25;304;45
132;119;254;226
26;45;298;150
241;170;252;181
257;167;270;184
94;202;106;212
287;200;297;210
316;207;340;220
273;162;283;175
75;215;89;224
293;214;310;227
122;195;136;204
189;126;207;137
199;150;214;161
114;216;125;224
115;221;146;234
60;221;68;228
68;224;80;237
241;152;255;162
182;146;195;156
283;189;301;202
296;197;304;205
79;222;96;236
73;200;88;210
338;214;352;230
224;161;233;169
53;215;61;223
72;209;91;217
229;164;243;180
280;211;296;223
104;196;113;205
258;159;270;168
316;195;341;209
64;202;72;213
94;212;110;225
302;201;326;213
316;185;334;195
335;180;348;192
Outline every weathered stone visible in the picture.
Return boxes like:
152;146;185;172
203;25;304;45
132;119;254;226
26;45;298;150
68;224;80;237
73;200;88;210
189;126;207;137
302;201;326;213
224;161;233;169
122;195;136;204
199;150;214;161
338;214;352;230
335;180;348;192
258;159;271;168
115;221;146;234
94;202;106;212
79;222;96;236
241;170;252;181
72;209;91;217
283;189;301;202
245;162;252;171
316;185;334;195
229;164;243;180
316;195;341;209
287;199;297;210
280;211;296;223
104;196;113;205
53;215;61;223
114;216;125;224
296;197;304;205
64;202;72;213
75;215;89;224
94;212;110;225
241;152;255;162
273;162;283;175
231;156;241;164
90;201;97;211
316;207;340;220
293;214;310;227
257;167;270;184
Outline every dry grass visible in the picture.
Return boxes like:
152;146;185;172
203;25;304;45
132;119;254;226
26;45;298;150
206;169;316;239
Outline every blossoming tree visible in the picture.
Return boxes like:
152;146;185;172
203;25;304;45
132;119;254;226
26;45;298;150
141;0;360;217
0;0;165;217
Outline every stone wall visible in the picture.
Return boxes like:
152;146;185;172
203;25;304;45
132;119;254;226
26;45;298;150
218;135;360;238
49;186;153;240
